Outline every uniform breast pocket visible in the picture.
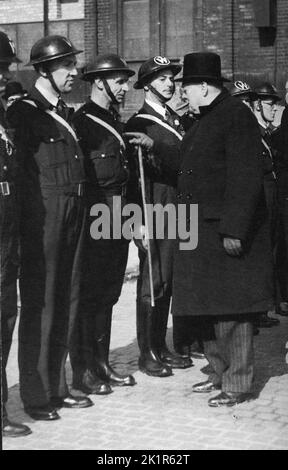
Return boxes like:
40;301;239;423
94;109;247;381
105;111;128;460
37;135;70;168
89;150;120;182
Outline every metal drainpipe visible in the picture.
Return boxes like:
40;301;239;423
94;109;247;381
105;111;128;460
231;0;235;81
43;0;49;36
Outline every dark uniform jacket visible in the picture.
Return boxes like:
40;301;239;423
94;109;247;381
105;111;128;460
71;100;130;309
8;86;85;194
73;100;129;194
8;86;87;407
258;124;278;242
273;106;288;199
153;90;274;316
0;101;16;187
0;99;19;406
125;101;183;300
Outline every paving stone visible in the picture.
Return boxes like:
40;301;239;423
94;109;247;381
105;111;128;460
3;279;288;450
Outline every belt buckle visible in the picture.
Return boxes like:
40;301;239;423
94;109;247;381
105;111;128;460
0;181;10;196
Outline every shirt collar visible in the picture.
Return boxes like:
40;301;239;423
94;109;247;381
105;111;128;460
35;78;59;108
258;121;269;132
145;99;166;118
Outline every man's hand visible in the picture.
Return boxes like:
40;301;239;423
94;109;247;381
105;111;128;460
223;237;243;256
124;132;154;151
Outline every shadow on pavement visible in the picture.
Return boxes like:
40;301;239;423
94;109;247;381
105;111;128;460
253;319;288;396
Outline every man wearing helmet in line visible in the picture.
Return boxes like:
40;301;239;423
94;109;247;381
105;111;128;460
273;80;288;317
0;30;32;438
231;81;281;329
252;83;281;328
230;80;257;110
69;54;136;394
8;35;93;422
125;56;193;378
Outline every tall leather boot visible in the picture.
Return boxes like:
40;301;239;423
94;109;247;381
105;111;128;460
137;300;172;377
93;308;136;386
70;310;112;395
155;297;193;369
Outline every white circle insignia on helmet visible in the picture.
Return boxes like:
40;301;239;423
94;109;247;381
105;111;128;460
154;56;170;66
234;80;250;91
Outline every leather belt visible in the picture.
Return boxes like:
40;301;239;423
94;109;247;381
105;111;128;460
41;183;85;197
0;181;13;197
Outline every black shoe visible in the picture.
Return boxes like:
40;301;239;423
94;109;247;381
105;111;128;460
95;361;136;387
138;355;173;377
106;370;136;387
50;394;93;409
192;380;221;393
175;345;205;360
73;370;112;396
208;391;253;407
3;418;32;438
24;405;60;421
160;348;193;369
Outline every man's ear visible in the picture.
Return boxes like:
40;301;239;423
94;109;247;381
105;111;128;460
201;81;208;97
255;100;262;112
94;77;104;90
37;65;48;78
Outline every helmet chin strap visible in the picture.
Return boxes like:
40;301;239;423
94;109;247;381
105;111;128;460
147;83;175;104
258;100;269;127
102;77;118;106
40;65;61;97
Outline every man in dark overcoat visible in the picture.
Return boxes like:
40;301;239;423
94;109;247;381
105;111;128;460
125;56;192;377
69;54;136;393
0;31;31;437
9;35;93;421
127;52;274;407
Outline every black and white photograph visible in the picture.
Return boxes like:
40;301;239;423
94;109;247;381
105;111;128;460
1;0;288;452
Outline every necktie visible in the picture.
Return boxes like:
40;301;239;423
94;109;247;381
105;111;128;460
56;98;67;120
165;109;176;127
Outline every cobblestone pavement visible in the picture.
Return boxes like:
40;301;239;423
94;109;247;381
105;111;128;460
3;261;288;450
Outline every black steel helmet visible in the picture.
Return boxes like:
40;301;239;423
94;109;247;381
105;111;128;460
0;31;21;63
230;80;257;100
81;53;135;81
254;82;281;102
27;35;82;66
134;56;182;89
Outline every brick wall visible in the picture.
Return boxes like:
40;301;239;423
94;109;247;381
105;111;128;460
0;0;84;23
202;0;288;98
97;0;118;54
2;0;288;107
